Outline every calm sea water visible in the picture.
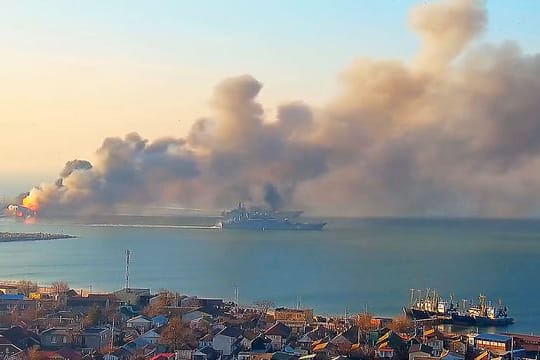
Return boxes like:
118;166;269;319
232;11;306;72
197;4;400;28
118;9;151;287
1;216;540;333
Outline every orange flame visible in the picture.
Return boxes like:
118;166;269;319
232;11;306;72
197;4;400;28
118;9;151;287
22;194;40;213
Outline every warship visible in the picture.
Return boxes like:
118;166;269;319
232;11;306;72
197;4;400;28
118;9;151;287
218;203;326;231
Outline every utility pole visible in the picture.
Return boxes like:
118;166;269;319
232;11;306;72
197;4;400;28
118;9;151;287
109;316;115;357
125;250;131;290
233;285;239;312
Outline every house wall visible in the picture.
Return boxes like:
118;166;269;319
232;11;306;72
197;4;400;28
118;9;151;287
426;340;444;356
176;349;194;360
213;334;237;356
474;339;510;352
274;309;313;327
140;332;161;345
84;331;110;350
267;335;282;351
41;333;71;348
375;349;394;358
127;320;152;332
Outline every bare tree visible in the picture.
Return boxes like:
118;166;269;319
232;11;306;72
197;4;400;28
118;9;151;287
355;312;376;332
51;281;70;295
17;280;37;296
387;315;413;333
143;291;180;317
160;317;196;351
83;305;104;327
253;299;274;313
253;299;274;327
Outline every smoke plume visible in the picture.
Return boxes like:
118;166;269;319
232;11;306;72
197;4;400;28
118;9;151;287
21;0;540;217
264;183;284;211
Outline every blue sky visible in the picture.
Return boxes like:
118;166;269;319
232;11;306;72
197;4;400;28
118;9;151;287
2;1;538;109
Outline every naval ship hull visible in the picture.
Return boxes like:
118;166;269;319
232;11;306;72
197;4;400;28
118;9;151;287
219;219;326;231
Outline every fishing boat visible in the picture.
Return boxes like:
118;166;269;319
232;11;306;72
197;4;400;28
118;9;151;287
451;294;513;326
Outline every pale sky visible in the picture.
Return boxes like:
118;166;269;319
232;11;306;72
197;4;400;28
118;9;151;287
1;0;539;197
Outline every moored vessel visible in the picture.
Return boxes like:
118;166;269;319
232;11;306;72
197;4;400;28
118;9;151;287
403;288;454;320
218;203;326;231
451;294;513;326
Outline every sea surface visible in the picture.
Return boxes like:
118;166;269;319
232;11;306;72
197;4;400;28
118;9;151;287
1;216;540;334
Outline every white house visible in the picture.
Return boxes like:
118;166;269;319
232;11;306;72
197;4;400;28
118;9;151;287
212;327;243;356
127;315;153;333
139;330;161;345
264;323;291;352
182;310;210;324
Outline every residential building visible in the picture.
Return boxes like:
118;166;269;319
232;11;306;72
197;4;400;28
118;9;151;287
0;335;22;359
0;285;19;295
82;327;111;350
139;330;161;345
409;344;434;360
112;288;151;307
126;315;153;333
212;327;243;357
40;328;81;349
474;333;512;353
265;322;291;352
273;308;313;329
1;326;41;350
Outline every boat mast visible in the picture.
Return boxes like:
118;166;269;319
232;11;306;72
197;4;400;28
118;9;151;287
409;288;415;307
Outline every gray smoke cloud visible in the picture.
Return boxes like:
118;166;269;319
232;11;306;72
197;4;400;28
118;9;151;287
263;183;284;211
55;160;93;186
23;0;540;217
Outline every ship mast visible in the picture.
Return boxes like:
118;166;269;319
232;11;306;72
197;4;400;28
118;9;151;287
409;288;415;307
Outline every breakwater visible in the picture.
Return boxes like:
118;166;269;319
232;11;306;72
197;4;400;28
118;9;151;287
0;231;76;242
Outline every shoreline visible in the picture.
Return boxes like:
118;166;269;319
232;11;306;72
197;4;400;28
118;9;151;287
0;231;77;243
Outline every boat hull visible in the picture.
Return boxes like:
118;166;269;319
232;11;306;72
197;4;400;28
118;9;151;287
451;313;514;326
403;307;433;320
474;316;514;326
451;313;476;326
220;220;326;231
